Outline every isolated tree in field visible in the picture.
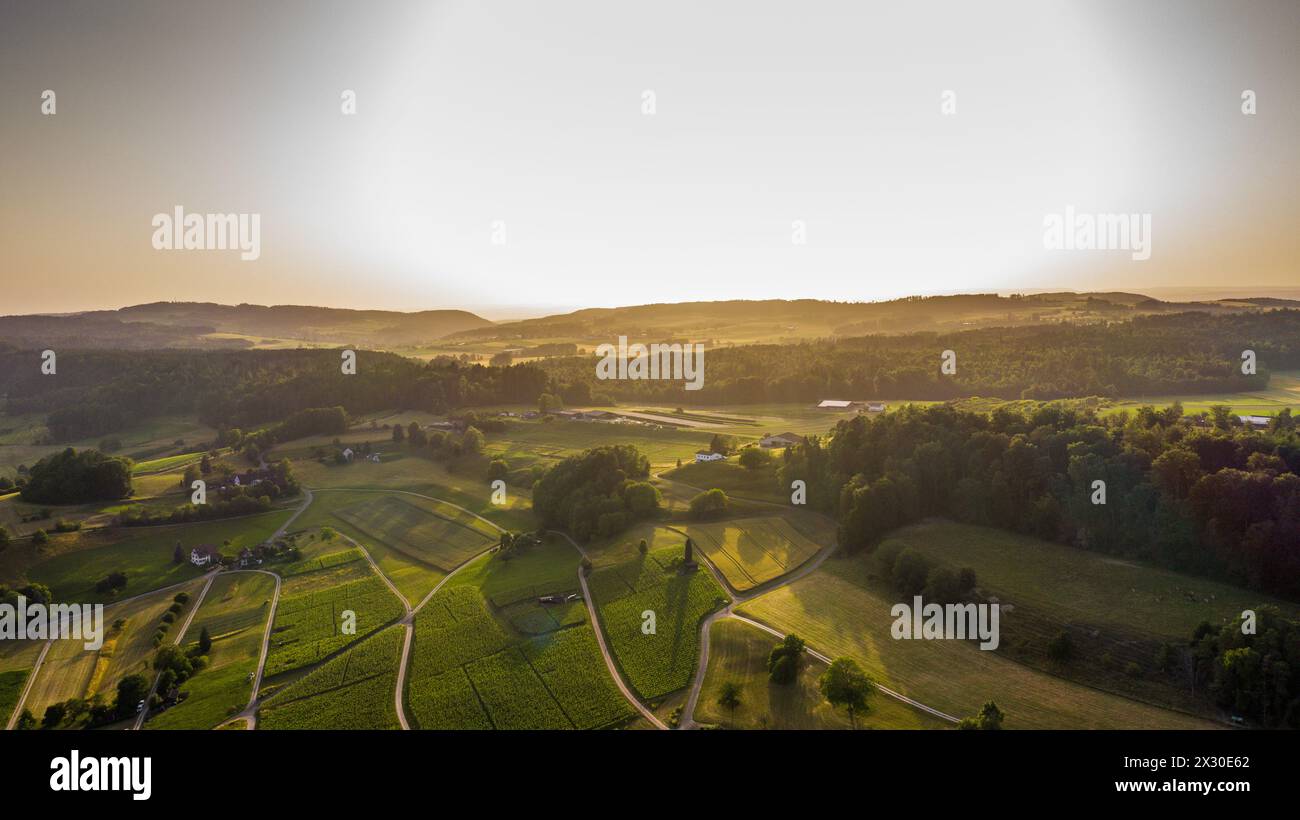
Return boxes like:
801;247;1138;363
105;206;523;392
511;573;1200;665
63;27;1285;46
462;426;486;455
172;541;183;564
320;526;336;541
709;434;734;456
958;700;1005;730
198;626;212;655
16;709;36;730
487;458;509;482
182;464;200;489
199;454;212;474
42;702;67;729
890;548;932;597
717;681;743;724
32;529;48;546
768;634;806;685
738;447;773;471
392;424;405;443
683;537;694;564
688;488;729;519
819;657;873;728
1047;630;1074;663
115;674;150;718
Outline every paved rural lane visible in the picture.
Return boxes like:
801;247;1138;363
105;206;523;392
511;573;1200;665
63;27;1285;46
549;530;670;731
133;569;220;729
309;488;506;732
234;487;314;729
673;509;960;728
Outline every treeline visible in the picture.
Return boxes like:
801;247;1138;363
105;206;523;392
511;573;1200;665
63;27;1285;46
778;402;1300;597
531;445;662;541
0;347;547;442
536;311;1300;404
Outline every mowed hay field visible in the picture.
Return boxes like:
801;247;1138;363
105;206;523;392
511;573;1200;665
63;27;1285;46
879;520;1300;640
683;517;822;592
264;548;405;678
334;494;496;572
589;535;728;702
406;540;633;729
694;619;948;729
10;510;291;604
737;557;1217;729
293;487;503;605
23;578;207;722
146;571;278;730
282;446;535;531
0;414;216;479
260;624;404;729
485;419;715;470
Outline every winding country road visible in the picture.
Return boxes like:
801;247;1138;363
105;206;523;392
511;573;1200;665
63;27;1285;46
656;472;960;728
549;530;670;730
312;487;664;730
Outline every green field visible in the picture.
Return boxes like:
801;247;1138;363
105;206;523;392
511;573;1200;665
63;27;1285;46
737;553;1217;729
265;571;406;678
589;536;728;702
406;540;633;729
683;517;823;592
293;487;509;605
12;511;292;604
285;447;536;531
1104;370;1300;417
22;578;207;722
485;418;715;470
0;414;216;479
146;571;278;730
880;520;1300;640
334;494;496;572
662;460;788;504
694;618;948;729
259;625;404;729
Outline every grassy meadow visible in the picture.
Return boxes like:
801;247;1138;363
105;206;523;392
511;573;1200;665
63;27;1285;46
693;618;948;729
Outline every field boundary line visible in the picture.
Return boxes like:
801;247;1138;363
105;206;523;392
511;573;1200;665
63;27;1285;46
5;569;223;731
134;569;219;729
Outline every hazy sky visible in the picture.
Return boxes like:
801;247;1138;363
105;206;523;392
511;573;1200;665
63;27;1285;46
2;0;1296;318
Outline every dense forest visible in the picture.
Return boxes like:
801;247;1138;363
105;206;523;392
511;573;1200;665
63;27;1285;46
537;311;1300;404
0;347;548;442
530;445;662;541
776;402;1300;598
2;310;1297;450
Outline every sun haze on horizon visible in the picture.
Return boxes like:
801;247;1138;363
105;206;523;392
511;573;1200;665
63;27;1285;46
1;0;1296;316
